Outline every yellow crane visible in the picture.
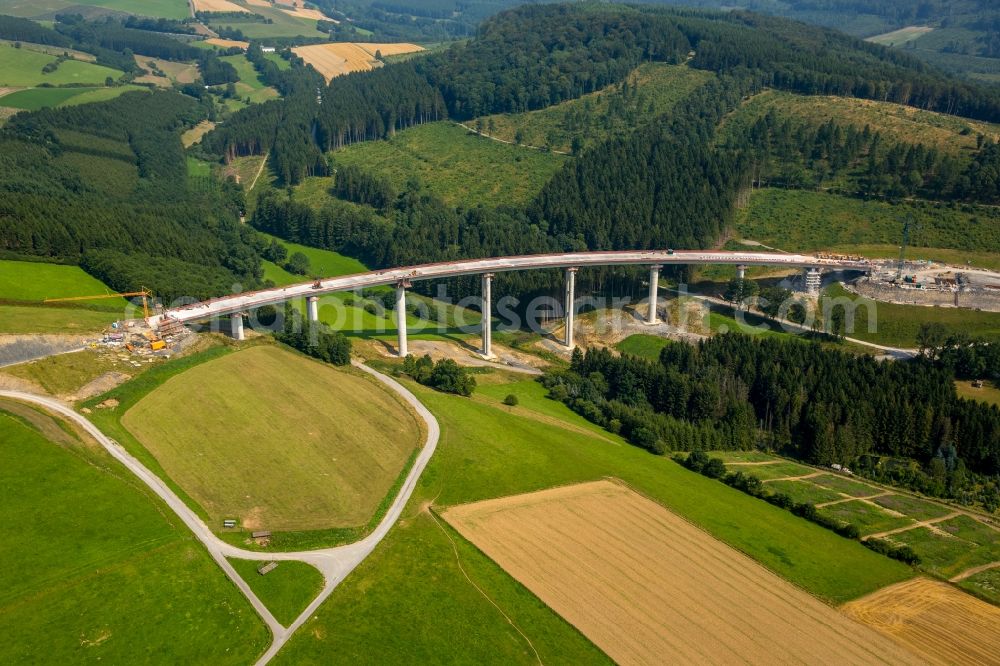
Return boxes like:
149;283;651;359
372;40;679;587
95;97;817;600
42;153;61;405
45;288;153;320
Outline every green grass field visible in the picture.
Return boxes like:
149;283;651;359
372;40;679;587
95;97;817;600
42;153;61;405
824;282;1000;346
872;493;954;521
228;559;324;627
0;44;121;87
810;472;881;497
734;460;816;481
956;380;1000;408
889;515;1000;578
477;62;714;154
210;4;326;39
259;232;368;278
0;259;127;305
122;345;422;531
615;333;670;360
866;25;934;47
766;478;846;505
722;89;999;157
0;0;188;18
0;84;146;110
0;404;267;663
0;303;120;333
272;371;913;662
273;368;916;662
738;188;1000;258
330;121;567;207
819;500;915;536
959;567;1000;605
220;53;279;104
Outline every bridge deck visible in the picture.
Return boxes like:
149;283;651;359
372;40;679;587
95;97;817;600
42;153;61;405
152;250;870;326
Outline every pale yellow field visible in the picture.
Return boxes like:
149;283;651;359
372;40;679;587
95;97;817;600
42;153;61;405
245;0;270;5
293;42;423;81
122;346;422;531
192;0;250;12
355;43;423;57
205;38;250;50
133;55;200;87
280;6;327;20
443;480;920;666
182;120;217;148
843;578;1000;665
866;26;933;47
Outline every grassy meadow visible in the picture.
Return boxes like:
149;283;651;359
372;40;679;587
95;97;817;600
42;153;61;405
121;345;423;531
615;333;670;360
331;121;568;208
723;89;1000;157
0;403;267;663
738;188;1000;259
0;43;121;87
824;282;1000;346
272;367;915;663
477;62;714;153
228;559;324;627
0;85;144;109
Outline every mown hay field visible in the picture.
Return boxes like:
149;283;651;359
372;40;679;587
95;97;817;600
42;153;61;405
192;0;249;12
292;42;423;81
843;577;1000;665
443;479;919;665
122;345;423;531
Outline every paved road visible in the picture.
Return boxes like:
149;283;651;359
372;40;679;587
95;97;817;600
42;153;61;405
0;360;440;665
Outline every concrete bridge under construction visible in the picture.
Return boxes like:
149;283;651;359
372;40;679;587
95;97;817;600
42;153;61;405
150;250;872;357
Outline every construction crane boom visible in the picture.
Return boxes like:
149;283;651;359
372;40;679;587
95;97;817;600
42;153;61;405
45;288;152;319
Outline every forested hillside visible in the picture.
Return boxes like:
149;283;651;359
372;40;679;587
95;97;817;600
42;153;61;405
232;3;1000;287
0;91;261;299
548;336;1000;509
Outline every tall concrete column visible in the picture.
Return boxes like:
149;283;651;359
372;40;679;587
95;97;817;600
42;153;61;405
564;267;577;349
736;264;747;280
395;282;408;357
647;264;661;325
481;273;494;359
306;295;319;322
804;267;822;295
230;312;244;341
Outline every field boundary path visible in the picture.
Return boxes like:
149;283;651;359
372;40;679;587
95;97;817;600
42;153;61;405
0;359;440;665
454;121;573;155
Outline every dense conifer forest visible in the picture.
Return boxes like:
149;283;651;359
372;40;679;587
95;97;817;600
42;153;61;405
544;336;1000;509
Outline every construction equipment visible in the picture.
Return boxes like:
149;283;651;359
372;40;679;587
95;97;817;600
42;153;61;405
45;288;153;319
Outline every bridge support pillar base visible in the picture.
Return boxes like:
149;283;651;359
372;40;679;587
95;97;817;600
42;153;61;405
646;264;661;325
396;284;408;358
230;313;244;341
307;296;319;322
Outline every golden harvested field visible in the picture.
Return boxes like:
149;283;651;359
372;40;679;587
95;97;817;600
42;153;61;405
843;578;1000;665
355;43;424;57
205;38;250;50
192;0;250;12
182;120;217;147
866;26;933;47
293;42;423;81
280;6;327;20
122;346;422;531
443;480;919;666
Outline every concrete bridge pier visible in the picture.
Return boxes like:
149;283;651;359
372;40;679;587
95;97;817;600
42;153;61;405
306;296;319;322
805;267;822;295
564;267;577;349
481;273;494;359
736;264;747;280
396;281;409;357
230;313;244;341
647;264;661;324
